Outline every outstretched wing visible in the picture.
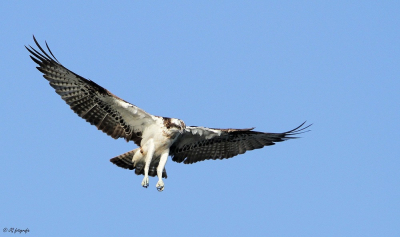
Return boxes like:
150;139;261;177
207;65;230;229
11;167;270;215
170;122;311;164
26;36;157;146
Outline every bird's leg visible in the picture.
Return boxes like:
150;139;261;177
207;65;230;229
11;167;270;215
156;149;169;192
131;148;142;166
141;139;155;188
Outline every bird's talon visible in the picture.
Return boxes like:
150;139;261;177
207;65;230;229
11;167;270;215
157;186;164;192
141;177;149;188
156;181;164;192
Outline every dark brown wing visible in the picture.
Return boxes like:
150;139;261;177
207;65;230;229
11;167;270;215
26;36;158;146
170;122;311;164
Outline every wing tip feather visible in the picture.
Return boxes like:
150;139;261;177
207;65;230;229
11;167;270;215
284;121;312;137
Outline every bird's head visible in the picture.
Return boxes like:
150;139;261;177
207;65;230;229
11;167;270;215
164;117;186;134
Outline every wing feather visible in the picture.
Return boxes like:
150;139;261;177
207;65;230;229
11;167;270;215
26;36;157;145
170;122;311;164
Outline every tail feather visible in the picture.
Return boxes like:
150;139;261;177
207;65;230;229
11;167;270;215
110;149;137;170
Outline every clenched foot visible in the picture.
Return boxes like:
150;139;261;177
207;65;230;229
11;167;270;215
141;176;149;188
156;180;164;192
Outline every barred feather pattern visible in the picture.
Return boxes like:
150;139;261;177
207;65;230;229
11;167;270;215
26;36;147;145
26;36;312;175
171;122;311;164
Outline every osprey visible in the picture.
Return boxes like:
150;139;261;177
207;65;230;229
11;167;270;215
26;36;311;191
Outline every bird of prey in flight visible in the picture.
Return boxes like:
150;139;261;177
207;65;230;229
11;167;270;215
26;36;311;191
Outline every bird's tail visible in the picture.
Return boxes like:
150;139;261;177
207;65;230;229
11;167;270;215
110;149;167;178
110;148;138;170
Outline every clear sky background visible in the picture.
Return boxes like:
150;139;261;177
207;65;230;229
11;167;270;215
1;1;399;236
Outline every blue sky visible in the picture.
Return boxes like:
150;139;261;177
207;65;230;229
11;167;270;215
1;1;399;236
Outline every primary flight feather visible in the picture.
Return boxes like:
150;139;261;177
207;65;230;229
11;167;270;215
26;36;311;191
